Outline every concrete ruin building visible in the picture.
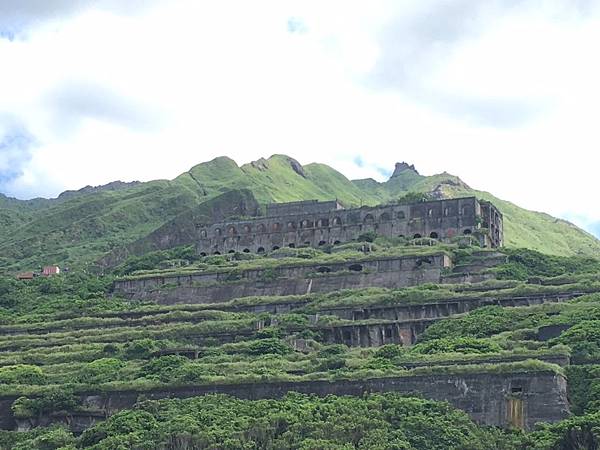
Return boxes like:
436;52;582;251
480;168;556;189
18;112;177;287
196;196;503;255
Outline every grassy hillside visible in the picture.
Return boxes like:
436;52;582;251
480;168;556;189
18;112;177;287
0;154;598;273
1;244;600;447
96;189;260;269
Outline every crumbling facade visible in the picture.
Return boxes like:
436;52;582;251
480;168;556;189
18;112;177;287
196;197;503;255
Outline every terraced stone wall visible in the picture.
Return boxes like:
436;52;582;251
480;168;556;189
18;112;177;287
8;371;568;433
113;254;452;304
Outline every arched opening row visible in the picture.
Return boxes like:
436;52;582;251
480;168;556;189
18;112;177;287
201;238;348;256
206;211;408;237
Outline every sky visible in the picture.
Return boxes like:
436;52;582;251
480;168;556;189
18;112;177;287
1;0;600;237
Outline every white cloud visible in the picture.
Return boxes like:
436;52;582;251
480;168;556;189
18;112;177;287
0;0;599;237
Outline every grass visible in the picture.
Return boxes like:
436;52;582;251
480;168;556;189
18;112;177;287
2;154;600;274
116;242;454;281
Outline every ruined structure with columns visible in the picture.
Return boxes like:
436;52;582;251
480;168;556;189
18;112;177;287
196;196;503;255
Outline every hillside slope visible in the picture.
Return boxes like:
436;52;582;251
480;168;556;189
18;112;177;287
0;154;598;272
97;189;260;269
354;164;600;256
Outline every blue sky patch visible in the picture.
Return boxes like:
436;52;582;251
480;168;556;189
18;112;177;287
0;126;35;187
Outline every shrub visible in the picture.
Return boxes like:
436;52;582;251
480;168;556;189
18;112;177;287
77;358;125;384
316;344;348;359
0;277;20;308
12;387;77;419
420;306;525;341
10;425;76;450
364;357;395;371
529;412;600;450
493;248;600;281
358;232;378;243
102;344;120;355
140;355;189;382
244;338;291;356
316;356;346;371
0;365;45;385
375;344;405;360
79;410;159;448
411;337;502;355
172;364;214;383
123;339;160;359
256;326;281;339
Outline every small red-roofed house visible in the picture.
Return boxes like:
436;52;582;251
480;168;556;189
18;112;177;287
42;266;60;277
16;272;35;281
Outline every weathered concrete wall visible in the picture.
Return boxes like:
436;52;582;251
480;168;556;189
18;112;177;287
315;292;585;321
0;396;18;430
441;272;496;284
451;251;508;274
317;320;434;346
9;370;568;432
266;199;342;217
113;254;452;304
197;197;503;254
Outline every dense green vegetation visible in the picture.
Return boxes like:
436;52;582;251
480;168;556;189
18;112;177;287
0;393;528;450
4;393;600;449
0;239;600;448
492;248;600;281
2;154;600;273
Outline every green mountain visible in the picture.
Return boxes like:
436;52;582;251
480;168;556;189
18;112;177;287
1;154;598;272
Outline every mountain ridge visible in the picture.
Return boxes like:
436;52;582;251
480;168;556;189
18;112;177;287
1;154;599;272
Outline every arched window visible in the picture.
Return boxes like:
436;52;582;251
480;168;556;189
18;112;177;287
243;225;251;233
200;230;207;238
215;228;222;236
363;214;375;224
228;249;235;254
257;247;265;254
413;233;422;239
288;243;296;248
213;251;221;255
380;212;391;221
300;219;312;228
227;226;237;236
257;223;266;233
287;221;296;230
463;229;472;235
428;209;433;217
397;211;406;220
333;240;341;245
242;248;250;253
200;252;207;257
318;240;327;246
272;245;280;250
430;232;439;239
272;223;281;232
317;218;329;227
332;217;342;226
443;207;451;217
